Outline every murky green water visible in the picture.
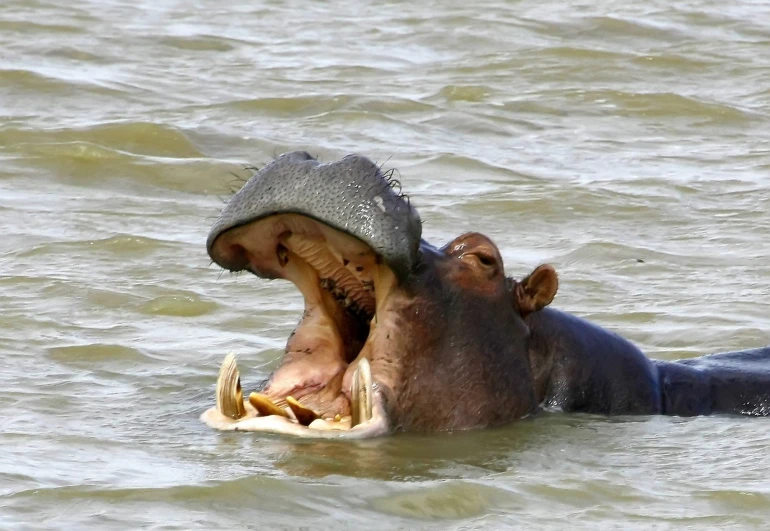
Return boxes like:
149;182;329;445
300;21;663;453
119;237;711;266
2;0;769;529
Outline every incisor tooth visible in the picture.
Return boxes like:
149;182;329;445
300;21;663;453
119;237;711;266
286;396;321;426
249;393;289;418
216;353;247;420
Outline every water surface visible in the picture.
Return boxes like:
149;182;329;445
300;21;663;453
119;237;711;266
1;0;769;529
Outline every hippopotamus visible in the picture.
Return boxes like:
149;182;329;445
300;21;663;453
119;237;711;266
201;151;770;438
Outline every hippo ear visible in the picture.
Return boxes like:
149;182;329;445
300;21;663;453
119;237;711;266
514;264;558;316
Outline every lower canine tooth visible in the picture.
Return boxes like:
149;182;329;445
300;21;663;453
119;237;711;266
248;393;289;418
351;358;373;427
215;353;247;420
351;370;359;426
286;396;321;426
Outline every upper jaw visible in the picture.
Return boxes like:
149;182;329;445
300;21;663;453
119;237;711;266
207;151;422;280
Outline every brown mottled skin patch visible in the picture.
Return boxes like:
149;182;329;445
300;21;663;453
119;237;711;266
357;233;557;432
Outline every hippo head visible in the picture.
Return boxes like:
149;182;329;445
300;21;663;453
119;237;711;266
201;151;558;438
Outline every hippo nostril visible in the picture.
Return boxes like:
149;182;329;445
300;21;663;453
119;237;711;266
277;244;289;267
215;242;250;272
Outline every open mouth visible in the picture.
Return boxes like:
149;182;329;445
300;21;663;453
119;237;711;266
201;214;394;438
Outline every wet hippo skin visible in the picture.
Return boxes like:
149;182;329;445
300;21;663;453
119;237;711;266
527;308;770;417
201;151;770;437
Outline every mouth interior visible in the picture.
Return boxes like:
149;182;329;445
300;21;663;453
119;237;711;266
212;213;395;429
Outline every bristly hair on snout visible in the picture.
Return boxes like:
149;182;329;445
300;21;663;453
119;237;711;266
220;154;411;213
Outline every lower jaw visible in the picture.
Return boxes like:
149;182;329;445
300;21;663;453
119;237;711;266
200;353;390;439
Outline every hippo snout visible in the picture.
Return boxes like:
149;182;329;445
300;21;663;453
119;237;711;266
207;151;422;280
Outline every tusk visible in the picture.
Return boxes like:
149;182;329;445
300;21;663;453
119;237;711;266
351;366;360;426
351;358;373;427
216;353;247;419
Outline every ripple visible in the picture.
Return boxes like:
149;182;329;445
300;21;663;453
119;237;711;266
417;153;538;183
0;20;83;35
159;35;237;52
221;94;354;116
522;479;646;506
369;481;513;520
437;84;493;102
47;343;153;364
349;97;437;115
206;94;440;121
0;68;122;95
565;89;757;122
577;15;691;41
42;46;117;63
630;52;718;70
86;234;167;255
537;46;632;62
0;122;203;159
12;234;168;260
139;293;218;317
558;241;728;267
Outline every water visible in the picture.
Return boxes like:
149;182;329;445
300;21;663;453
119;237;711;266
1;0;769;528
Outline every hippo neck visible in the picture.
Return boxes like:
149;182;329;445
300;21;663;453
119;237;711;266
524;307;663;415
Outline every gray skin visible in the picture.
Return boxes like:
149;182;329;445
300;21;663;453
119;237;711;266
207;151;770;433
208;151;422;280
